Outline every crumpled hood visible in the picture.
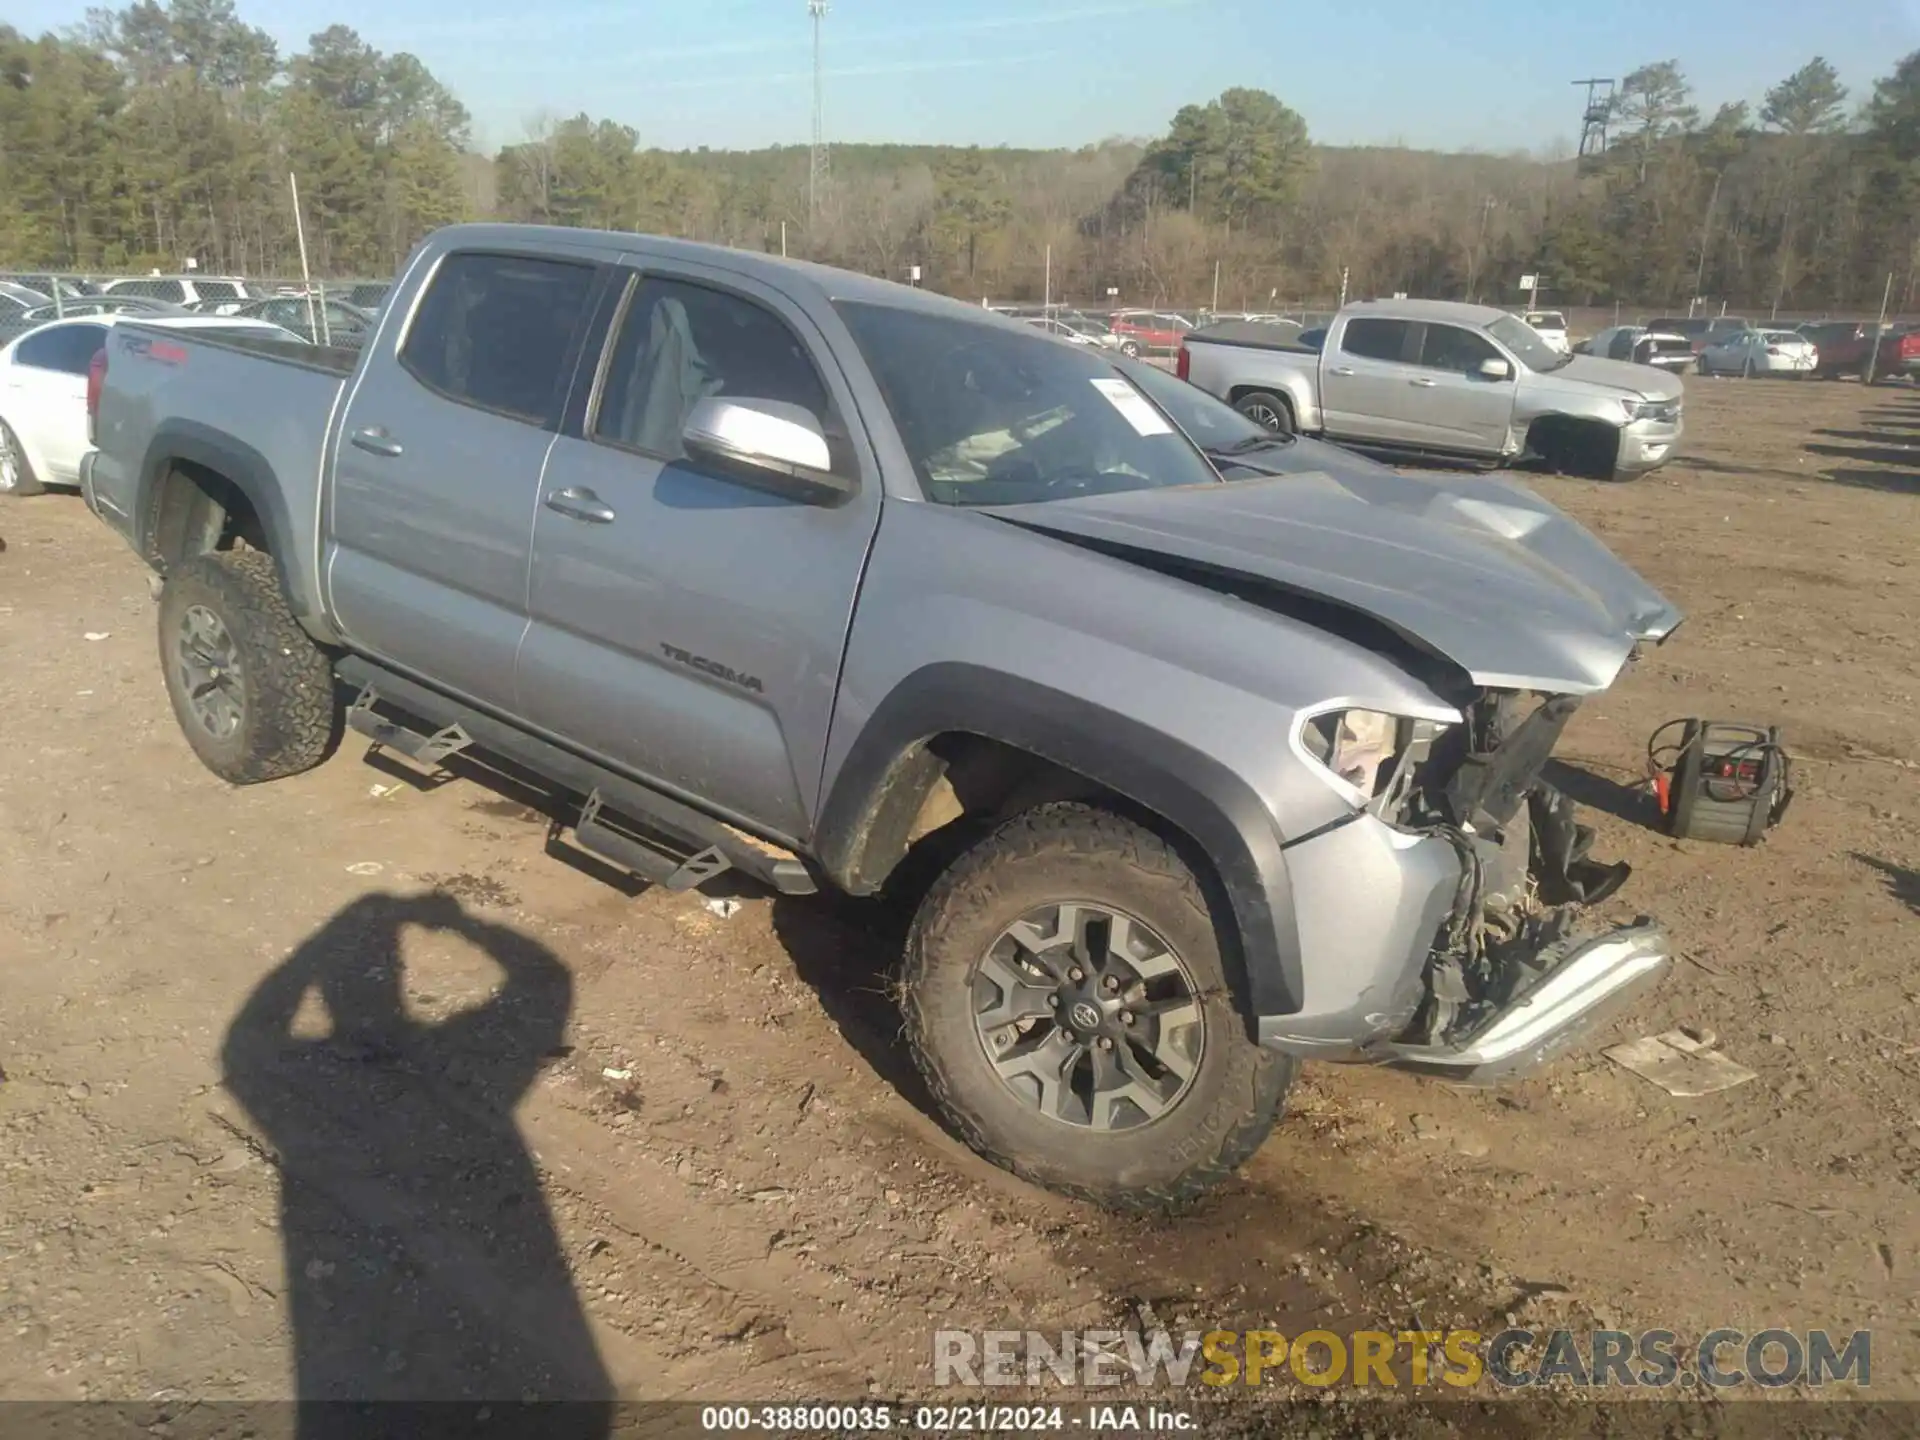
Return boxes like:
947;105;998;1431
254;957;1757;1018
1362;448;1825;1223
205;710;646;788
983;468;1682;695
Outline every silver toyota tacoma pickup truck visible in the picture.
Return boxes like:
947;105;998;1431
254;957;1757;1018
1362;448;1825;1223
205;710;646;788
81;224;1683;1209
1180;299;1685;481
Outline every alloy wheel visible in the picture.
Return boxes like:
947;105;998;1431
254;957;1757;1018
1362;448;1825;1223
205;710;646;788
970;902;1206;1131
174;603;246;740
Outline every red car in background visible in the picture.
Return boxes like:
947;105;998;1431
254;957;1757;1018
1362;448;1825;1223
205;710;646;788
1795;320;1920;379
1107;309;1193;354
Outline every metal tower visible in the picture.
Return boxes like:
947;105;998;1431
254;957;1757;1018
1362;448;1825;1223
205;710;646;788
1574;77;1615;163
808;0;830;224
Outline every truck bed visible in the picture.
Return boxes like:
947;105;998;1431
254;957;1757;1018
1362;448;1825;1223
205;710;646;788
1187;319;1320;354
85;322;353;629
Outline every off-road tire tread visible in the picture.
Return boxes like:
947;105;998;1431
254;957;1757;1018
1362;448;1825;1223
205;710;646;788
902;802;1294;1211
159;549;336;784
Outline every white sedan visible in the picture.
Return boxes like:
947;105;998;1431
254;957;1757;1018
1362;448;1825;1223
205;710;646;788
1697;328;1818;378
0;313;301;497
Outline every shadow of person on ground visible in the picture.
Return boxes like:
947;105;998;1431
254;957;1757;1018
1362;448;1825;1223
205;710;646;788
221;891;610;1439
1853;853;1920;917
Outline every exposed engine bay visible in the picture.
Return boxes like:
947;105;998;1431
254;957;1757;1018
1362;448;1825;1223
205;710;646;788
1305;691;1636;1050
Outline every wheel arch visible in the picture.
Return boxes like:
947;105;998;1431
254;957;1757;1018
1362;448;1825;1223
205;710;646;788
813;663;1303;1025
1227;384;1297;427
0;404;55;488
132;422;331;635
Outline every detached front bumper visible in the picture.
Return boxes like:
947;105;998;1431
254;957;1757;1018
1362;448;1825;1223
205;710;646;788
1377;921;1672;1083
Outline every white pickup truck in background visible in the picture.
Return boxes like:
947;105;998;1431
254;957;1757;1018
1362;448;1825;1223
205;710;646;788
1177;298;1685;482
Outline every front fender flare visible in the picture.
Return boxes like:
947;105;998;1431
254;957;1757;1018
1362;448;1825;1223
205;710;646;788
815;663;1303;1021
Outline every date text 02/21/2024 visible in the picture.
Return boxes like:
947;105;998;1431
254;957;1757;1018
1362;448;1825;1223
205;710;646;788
698;1404;1194;1432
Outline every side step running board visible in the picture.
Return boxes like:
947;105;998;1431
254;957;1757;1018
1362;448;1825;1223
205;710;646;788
335;657;817;897
574;790;733;893
347;684;473;767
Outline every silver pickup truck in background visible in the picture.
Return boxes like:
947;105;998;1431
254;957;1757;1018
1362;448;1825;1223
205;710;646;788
1179;299;1685;481
81;224;1683;1210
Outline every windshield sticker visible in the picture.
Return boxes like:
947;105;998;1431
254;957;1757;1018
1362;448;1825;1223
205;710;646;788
1090;377;1173;436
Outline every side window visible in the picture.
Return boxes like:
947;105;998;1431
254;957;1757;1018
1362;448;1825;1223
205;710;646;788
1417;323;1500;373
592;276;831;462
15;323;109;374
1341;318;1411;362
1607;330;1636;361
154;280;186;302
399;251;597;425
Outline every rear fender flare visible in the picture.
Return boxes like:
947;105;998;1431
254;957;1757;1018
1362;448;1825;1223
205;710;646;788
133;421;318;624
815;663;1303;1023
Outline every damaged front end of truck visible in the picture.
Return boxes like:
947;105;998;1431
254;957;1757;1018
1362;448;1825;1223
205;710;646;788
1309;689;1672;1081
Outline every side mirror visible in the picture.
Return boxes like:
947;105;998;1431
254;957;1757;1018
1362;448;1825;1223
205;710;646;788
681;397;854;504
1477;357;1513;380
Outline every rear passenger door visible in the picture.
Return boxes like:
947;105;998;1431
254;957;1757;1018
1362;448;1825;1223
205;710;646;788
516;263;883;841
1319;317;1418;445
327;248;603;715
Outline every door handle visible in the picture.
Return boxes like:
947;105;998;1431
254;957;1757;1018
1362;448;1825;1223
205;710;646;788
349;427;403;458
545;486;616;524
1409;377;1438;387
1330;366;1355;376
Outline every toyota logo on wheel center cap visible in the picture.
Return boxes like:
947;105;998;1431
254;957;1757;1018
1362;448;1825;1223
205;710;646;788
1069;1001;1101;1032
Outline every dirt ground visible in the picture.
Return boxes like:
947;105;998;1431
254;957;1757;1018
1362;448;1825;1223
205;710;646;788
2;375;1918;1423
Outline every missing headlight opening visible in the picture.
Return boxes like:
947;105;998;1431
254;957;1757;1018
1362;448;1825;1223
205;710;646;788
1373;691;1642;1057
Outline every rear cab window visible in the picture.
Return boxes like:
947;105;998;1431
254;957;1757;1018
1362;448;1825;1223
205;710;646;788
1339;318;1412;363
399;251;598;425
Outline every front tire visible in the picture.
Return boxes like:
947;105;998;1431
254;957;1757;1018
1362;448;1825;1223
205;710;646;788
902;803;1295;1210
157;549;339;784
1119;340;1141;358
1233;390;1294;434
0;419;44;497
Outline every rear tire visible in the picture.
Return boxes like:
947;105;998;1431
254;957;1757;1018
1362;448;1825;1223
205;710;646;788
0;419;44;497
902;802;1295;1210
157;549;340;784
1233;390;1294;434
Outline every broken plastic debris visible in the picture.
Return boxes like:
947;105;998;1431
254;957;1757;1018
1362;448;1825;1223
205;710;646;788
368;783;398;798
601;1067;633;1081
83;631;110;642
1604;1028;1757;1097
703;898;741;919
344;861;384;876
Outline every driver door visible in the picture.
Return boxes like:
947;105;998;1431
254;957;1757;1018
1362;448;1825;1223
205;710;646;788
516;262;882;840
1400;322;1517;456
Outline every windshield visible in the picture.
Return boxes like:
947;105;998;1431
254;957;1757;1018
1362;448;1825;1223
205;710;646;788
1485;313;1568;371
836;300;1221;506
1118;358;1266;449
1526;312;1566;328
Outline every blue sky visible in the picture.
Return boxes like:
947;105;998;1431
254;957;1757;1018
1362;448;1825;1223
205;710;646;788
24;0;1920;154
